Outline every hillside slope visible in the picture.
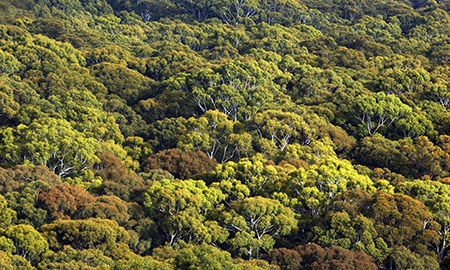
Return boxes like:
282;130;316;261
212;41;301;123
1;0;450;269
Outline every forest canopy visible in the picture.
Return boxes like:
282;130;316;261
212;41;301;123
1;0;450;269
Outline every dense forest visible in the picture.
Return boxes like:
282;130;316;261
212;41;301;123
3;0;450;269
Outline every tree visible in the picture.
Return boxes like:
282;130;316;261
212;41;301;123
397;179;450;260
95;152;146;202
313;211;388;262
221;196;297;259
114;251;174;270
40;218;131;252
144;179;228;246
394;108;435;139
1;224;49;265
268;247;302;270
250;110;315;153
332;189;373;218
148;117;188;151
168;0;214;20
37;246;114;270
258;0;309;25
172;243;237;270
288;65;344;100
36;182;95;221
214;0;260;25
0;49;21;75
0;165;60;194
0;117;99;178
179;110;252;163
270;243;377;270
187;59;280;121
288;157;375;216
45;87;123;144
0;77;20;123
104;97;149;138
123;136;153;163
363;192;440;255
400;136;450;179
142;148;217;179
79;195;131;227
351;91;412;137
353;135;408;173
5;181;52;227
386;245;439;270
0;250;33;270
89;62;154;104
375;66;431;95
206;154;278;197
0;195;15;229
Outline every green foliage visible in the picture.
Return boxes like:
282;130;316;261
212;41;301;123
0;250;33;270
289;156;375;216
0;195;15;228
172;243;236;270
179;110;252;163
144;178;228;246
1;224;49;265
5;180;53;227
222;196;297;259
387;245;440;270
251;109;314;153
314;211;388;262
0;117;99;177
40;218;131;252
363;192;440;258
2;0;450;268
